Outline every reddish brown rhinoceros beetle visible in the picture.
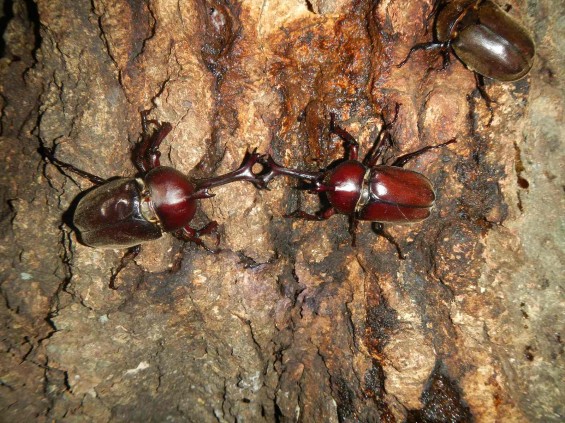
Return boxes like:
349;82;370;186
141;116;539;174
398;0;535;109
259;107;455;255
41;112;266;287
398;0;535;80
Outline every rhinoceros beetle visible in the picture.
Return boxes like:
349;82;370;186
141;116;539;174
40;112;266;287
398;0;535;112
259;107;455;255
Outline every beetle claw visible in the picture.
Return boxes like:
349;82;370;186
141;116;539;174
176;221;221;254
372;223;405;260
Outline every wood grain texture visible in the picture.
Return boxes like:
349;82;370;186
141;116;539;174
0;0;562;421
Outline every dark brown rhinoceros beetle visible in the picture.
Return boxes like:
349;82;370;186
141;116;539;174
259;108;455;254
41;113;266;287
398;0;535;100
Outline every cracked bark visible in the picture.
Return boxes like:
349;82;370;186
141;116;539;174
0;0;563;422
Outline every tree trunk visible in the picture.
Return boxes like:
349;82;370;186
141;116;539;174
0;0;562;421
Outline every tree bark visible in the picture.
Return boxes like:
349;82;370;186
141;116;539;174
0;0;562;421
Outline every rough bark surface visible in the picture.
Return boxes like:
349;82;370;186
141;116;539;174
0;0;562;422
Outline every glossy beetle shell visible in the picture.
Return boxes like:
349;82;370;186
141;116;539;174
356;167;435;222
144;167;197;232
437;0;535;81
325;161;366;214
324;163;435;223
74;178;162;248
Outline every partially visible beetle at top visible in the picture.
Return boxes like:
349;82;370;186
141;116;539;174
398;0;535;108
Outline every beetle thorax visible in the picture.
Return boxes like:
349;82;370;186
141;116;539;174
325;161;367;214
144;167;198;232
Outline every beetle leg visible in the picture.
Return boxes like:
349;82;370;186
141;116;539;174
440;47;451;70
176;221;220;253
330;113;359;161
39;143;106;185
348;216;359;247
285;207;336;221
363;132;389;167
391;139;456;168
109;245;141;289
364;104;401;167
426;0;443;26
474;73;495;126
134;112;173;173
397;41;448;68
371;223;405;260
386;103;401;127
